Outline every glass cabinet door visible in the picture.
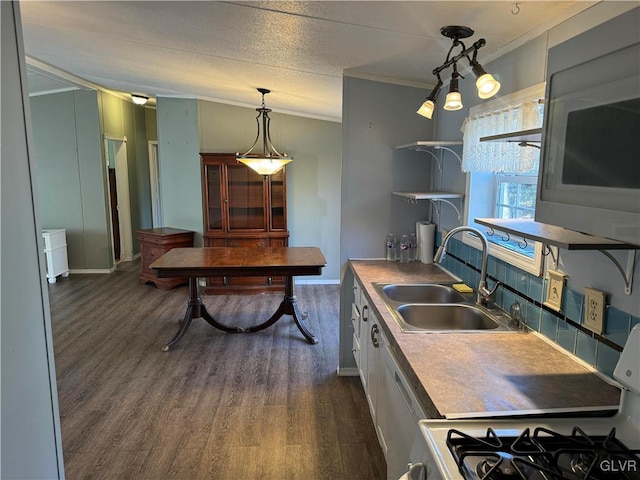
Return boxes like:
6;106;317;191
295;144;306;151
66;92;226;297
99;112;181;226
270;169;286;231
205;163;223;231
227;165;266;230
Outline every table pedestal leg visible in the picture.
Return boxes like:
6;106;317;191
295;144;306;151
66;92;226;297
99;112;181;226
162;277;242;351
247;276;318;344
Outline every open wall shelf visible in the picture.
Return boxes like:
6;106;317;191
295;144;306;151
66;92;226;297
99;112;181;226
475;218;638;295
394;141;464;223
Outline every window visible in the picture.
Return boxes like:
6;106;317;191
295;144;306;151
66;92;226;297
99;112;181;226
462;84;545;275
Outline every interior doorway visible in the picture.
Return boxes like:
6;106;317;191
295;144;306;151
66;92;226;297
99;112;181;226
104;136;133;262
148;140;163;228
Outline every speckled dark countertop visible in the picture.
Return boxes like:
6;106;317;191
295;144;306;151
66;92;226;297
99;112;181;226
349;259;621;419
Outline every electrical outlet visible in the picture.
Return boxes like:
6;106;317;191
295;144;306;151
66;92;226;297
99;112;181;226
584;287;606;335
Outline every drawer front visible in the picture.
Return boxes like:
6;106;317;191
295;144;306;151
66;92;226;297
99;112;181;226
141;245;165;273
203;237;225;247
351;303;361;339
226;238;269;248
137;232;193;247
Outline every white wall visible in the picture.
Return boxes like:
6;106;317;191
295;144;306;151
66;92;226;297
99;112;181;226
156;97;203;240
1;2;64;477
340;76;435;265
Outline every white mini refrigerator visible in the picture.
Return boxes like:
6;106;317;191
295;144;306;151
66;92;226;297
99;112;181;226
42;229;69;283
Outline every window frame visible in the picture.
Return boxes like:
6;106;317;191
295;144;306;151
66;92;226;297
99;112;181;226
494;173;538;220
462;83;546;277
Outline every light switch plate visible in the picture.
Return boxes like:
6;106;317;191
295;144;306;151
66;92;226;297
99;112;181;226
584;287;606;335
543;270;565;312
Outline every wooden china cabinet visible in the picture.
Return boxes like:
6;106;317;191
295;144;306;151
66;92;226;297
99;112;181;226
201;153;289;294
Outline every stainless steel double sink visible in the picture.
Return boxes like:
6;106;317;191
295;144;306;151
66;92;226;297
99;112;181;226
374;283;515;333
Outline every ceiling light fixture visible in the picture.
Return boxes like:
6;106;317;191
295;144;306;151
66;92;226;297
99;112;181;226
417;26;501;119
131;94;149;105
237;88;292;176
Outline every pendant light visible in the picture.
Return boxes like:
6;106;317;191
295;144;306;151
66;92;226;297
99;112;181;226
236;88;292;176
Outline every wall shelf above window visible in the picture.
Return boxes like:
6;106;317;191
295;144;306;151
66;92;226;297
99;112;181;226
395;140;463;150
475;217;638;295
479;128;541;144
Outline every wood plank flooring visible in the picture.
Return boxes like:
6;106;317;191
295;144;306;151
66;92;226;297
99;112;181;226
48;260;386;479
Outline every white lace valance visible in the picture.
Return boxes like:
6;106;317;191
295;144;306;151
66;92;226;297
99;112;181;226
461;100;543;173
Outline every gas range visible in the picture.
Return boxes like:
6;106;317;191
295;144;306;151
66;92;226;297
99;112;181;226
447;423;639;480
405;325;640;480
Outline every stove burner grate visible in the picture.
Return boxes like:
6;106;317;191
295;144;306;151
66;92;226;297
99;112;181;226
447;426;640;480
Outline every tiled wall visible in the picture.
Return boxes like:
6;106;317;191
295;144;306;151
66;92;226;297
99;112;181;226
439;237;639;378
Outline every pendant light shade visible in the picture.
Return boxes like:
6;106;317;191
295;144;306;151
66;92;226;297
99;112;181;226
444;91;463;111
416;77;443;119
471;60;501;99
237;88;292;176
443;66;463;111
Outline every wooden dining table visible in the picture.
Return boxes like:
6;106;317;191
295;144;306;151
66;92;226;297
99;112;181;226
150;246;327;351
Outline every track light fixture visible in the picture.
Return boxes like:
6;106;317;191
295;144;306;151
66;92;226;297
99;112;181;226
237;88;292;176
417;26;501;119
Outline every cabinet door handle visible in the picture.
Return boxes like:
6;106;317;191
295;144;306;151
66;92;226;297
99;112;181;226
362;305;368;322
371;324;379;348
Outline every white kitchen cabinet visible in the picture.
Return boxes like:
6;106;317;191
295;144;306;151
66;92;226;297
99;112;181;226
42;229;69;283
379;344;427;479
365;307;383;425
352;277;386;445
351;277;367;388
352;274;428;478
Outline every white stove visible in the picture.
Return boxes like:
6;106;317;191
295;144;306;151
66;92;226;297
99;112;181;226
404;325;640;480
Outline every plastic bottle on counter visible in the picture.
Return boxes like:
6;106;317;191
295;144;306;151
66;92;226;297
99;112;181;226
399;234;410;263
386;234;397;261
409;233;417;261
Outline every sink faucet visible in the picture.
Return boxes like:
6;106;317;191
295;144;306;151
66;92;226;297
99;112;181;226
433;226;499;306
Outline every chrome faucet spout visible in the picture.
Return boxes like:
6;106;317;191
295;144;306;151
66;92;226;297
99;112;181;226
434;226;499;306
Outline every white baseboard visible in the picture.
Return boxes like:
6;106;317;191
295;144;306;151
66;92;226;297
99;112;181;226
68;268;115;274
336;367;359;377
295;278;340;285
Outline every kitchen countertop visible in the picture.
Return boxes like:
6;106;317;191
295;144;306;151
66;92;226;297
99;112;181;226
349;259;621;419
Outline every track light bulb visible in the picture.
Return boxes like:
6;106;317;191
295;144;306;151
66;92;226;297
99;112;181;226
444;91;463;111
416;79;443;119
417;100;436;119
476;73;501;99
471;61;501;99
443;74;462;111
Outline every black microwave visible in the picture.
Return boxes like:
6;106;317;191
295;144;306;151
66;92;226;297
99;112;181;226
536;9;640;246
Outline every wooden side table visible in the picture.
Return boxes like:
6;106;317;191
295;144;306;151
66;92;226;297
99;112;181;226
137;228;194;290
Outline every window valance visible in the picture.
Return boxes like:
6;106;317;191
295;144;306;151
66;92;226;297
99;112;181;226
461;97;544;173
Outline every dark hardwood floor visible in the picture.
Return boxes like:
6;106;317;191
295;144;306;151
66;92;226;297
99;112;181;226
48;260;386;479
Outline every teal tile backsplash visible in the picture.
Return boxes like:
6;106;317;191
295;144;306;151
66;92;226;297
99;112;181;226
442;237;638;379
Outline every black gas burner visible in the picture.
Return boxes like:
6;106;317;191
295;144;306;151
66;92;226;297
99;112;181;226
447;426;640;480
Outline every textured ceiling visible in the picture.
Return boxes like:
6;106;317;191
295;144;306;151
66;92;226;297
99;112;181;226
21;1;596;121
